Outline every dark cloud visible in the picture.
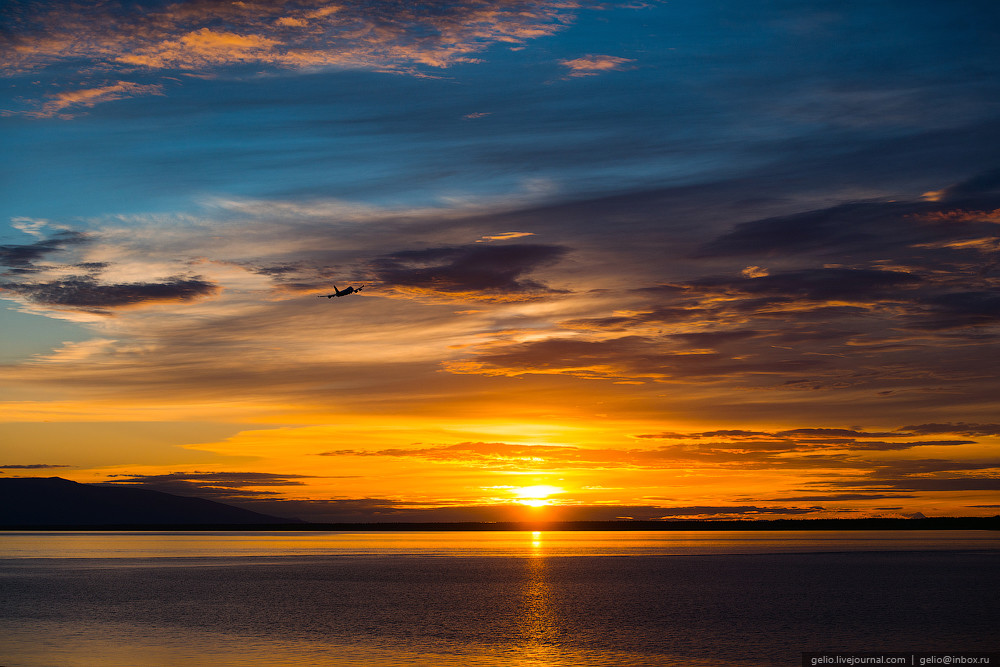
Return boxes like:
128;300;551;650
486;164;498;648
687;268;922;303
869;459;1000;475
777;428;900;438
251;264;302;277
75;262;110;273
826;477;1000;492
635;428;981;458
913;291;1000;330
694;196;1000;259
0;231;88;274
665;330;763;346
900;423;1000;437
3;275;219;311
695;202;910;258
103;471;320;500
772;493;917;501
670;193;1000;337
448;334;835;382
796;455;1000;497
637;430;774;440
938;167;1000;202
371;243;567;299
0;463;71;469
642;505;823;518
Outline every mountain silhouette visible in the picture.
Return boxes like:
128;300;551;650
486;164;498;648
0;477;301;526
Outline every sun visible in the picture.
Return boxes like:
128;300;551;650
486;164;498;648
513;485;564;507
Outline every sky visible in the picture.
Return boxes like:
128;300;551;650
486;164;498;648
2;0;999;522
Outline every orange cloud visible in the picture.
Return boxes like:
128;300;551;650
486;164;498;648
477;231;535;242
115;29;282;69
4;0;586;78
911;208;1000;224
29;82;165;119
559;54;635;77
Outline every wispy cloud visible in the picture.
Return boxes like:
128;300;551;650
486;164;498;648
477;231;535;242
103;471;317;500
320;423;990;472
0;463;71;470
26;81;165;119
559;54;635;77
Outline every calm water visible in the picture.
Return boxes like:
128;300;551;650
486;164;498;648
1;531;998;666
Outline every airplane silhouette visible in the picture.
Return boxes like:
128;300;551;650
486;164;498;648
317;284;364;298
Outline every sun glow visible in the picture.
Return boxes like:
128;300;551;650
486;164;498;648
513;485;564;507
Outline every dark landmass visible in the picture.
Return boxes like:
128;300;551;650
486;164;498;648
2;517;997;531
0;477;300;526
1;477;996;531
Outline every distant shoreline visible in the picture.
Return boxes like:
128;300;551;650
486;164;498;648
2;517;997;532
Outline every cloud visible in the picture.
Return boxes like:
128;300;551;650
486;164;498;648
636;427;978;452
1;0;622;114
644;505;822;518
2;0;589;80
370;243;568;301
824;477;1000;492
695;197;1000;259
0;463;71;470
28;81;165;119
900;423;1000;437
114;28;284;70
3;276;219;312
793;454;1000;498
912;291;1000;330
1;185;996;429
445;334;834;382
773;493;917;501
439;188;1000;388
559;54;635;77
933;167;1000;202
477;231;535;242
0;230;89;274
102;471;319;500
320;425;984;474
684;268;922;303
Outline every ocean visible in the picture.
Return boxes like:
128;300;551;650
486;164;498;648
1;530;997;666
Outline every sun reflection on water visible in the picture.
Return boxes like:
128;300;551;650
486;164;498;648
531;531;543;551
515;531;563;665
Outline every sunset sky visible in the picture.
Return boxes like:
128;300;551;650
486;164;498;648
2;0;999;522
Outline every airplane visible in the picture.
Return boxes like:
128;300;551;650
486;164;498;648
317;284;365;298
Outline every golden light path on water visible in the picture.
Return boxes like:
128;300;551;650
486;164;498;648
2;530;998;559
